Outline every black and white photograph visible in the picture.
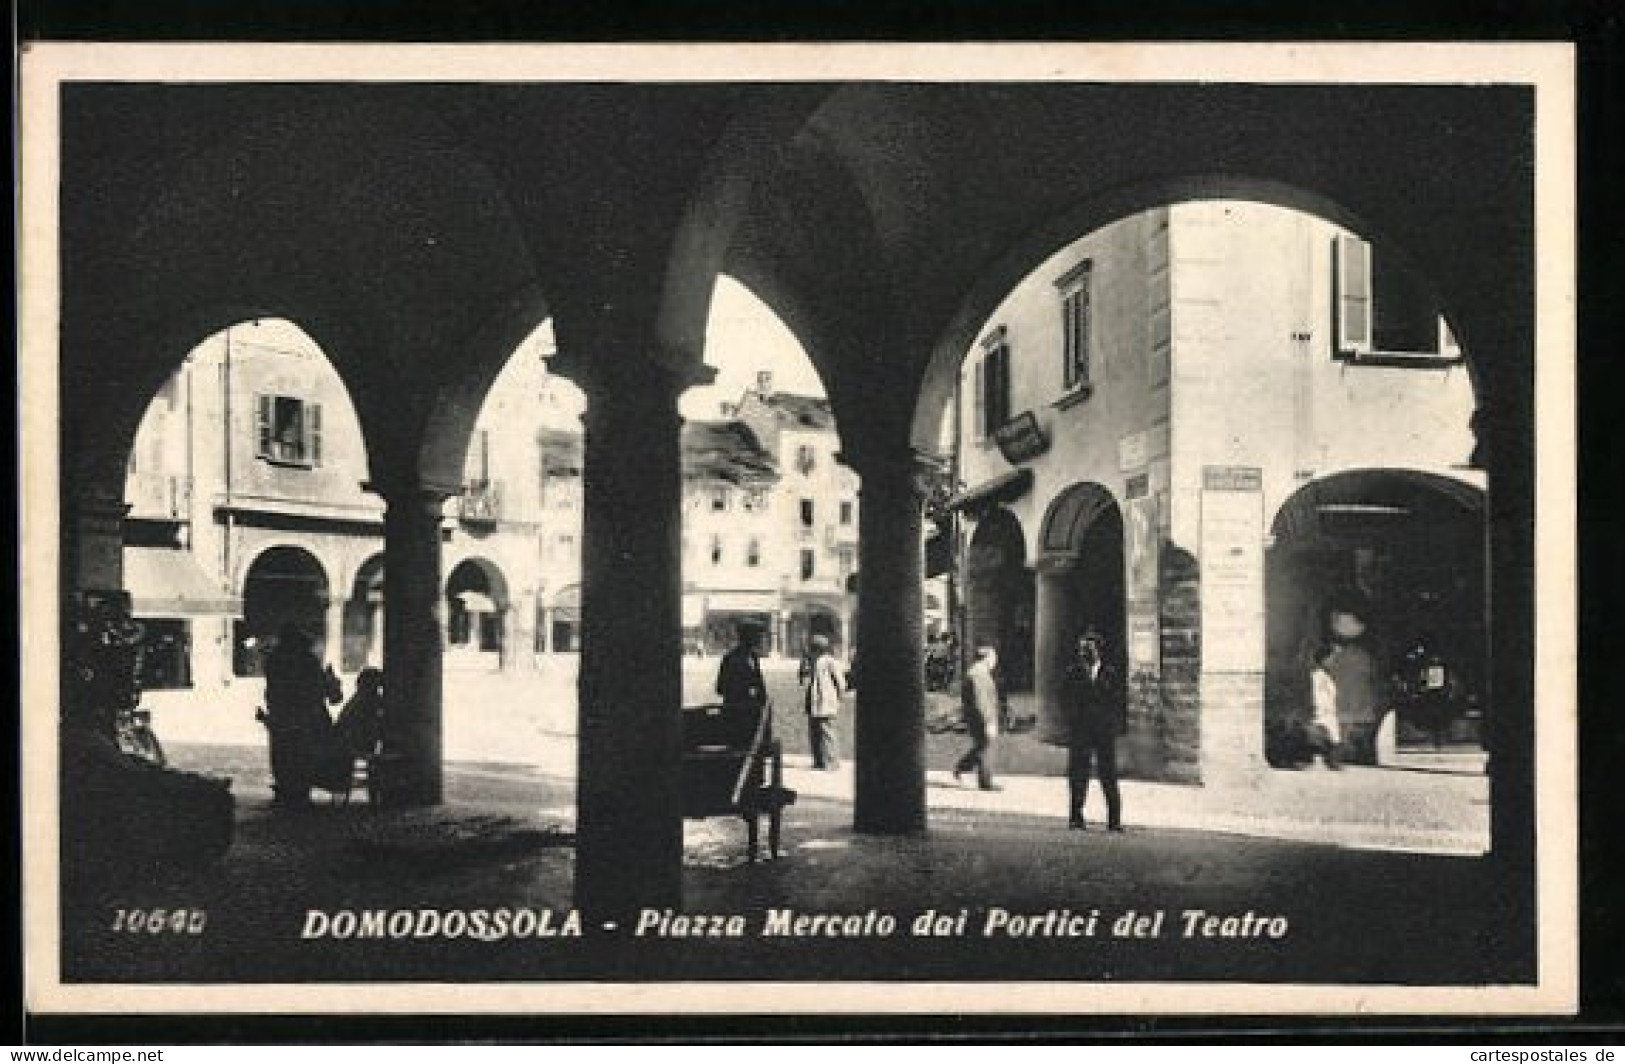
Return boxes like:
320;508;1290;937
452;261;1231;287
18;43;1576;1018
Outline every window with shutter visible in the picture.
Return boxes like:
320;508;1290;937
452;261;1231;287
1335;233;1373;355
256;394;273;459
982;341;1010;436
973;360;985;440
1333;234;1459;365
309;403;323;467
1055;259;1093;390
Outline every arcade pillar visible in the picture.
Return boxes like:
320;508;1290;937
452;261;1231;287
378;482;453;807
1033;557;1085;746
322;593;344;668
569;354;689;918
1478;388;1536;881
852;450;930;835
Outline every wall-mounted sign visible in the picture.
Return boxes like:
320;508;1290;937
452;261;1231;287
1118;430;1147;471
1202;465;1262;492
993;411;1050;464
1200;486;1265;671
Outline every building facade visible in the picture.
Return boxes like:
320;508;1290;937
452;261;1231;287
123;328;860;699
124;321;561;692
733;372;861;657
952;202;1483;783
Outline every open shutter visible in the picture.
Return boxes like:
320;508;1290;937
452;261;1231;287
256;394;272;458
1335;233;1372;356
308;402;323;466
974;360;986;437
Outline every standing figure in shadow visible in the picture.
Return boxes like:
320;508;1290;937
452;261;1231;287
715;622;769;746
260;623;342;810
1061;626;1125;832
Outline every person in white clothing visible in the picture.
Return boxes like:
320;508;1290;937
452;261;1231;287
1307;643;1342;770
802;634;846;771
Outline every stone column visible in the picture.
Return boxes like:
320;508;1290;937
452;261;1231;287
378;483;453;807
322;594;345;669
1033;557;1082;746
65;459;132;597
852;450;929;835
366;601;384;668
1477;394;1535;895
505;591;536;672
569;356;689;919
539;606;554;655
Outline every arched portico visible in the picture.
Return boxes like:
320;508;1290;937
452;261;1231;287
1033;485;1125;748
55;81;1538;942
1265;469;1487;767
964;507;1034;694
239;545;332;674
444;557;510;667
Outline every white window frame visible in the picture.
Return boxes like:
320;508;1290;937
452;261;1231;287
1055;259;1094;392
256;393;322;468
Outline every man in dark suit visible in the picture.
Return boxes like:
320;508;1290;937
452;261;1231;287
715;622;769;745
1060;627;1125;832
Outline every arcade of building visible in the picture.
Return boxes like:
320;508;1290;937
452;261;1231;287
123;325;859;687
58;83;1537;920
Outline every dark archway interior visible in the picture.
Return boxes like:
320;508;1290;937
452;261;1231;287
966;507;1033;693
239;546;329;675
342;554;386;673
446;559;506;653
1265;470;1486;765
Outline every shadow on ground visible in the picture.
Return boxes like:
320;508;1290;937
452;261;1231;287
60;746;1531;988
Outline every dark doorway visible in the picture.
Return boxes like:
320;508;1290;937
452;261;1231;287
1034;484;1125;749
965;506;1034;693
238;546;330;676
1265;469;1486;766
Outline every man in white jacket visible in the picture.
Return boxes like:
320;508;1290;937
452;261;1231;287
954;645;1002;791
803;634;846;771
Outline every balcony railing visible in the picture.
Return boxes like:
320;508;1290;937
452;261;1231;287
458;479;503;526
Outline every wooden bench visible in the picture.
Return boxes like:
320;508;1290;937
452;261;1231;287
682;703;796;862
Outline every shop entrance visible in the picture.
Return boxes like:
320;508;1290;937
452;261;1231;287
1265;469;1486;766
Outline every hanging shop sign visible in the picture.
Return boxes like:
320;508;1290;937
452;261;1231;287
993;410;1050;464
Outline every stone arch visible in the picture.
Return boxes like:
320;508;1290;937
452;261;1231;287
1264;468;1487;768
342;552;387;674
238;545;332;676
963;506;1034;694
656;90;835;369
444;556;511;662
1033;483;1125;746
416;285;554;496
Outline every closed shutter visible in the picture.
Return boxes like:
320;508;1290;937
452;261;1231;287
974;360;985;438
256;394;272;458
988;344;1010;430
1335;234;1372;355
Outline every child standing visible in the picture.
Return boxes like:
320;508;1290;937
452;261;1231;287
1308;643;1342;770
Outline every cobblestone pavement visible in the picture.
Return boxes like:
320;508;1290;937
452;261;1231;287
59;748;1525;989
146;658;1489;855
57;667;1516;989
